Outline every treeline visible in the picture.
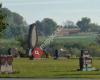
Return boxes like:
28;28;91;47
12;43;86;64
76;17;100;32
1;4;100;38
36;17;100;36
0;4;28;39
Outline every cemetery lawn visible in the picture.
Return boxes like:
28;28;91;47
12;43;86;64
0;58;100;78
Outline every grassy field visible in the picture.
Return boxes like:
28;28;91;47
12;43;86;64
39;33;98;45
0;33;100;78
54;35;96;44
0;58;100;78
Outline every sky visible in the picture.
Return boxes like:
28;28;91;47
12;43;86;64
1;0;100;25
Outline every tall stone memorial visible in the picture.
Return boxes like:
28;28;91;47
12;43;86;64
28;23;38;58
79;49;96;71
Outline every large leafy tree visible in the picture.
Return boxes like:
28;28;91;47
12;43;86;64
42;18;57;36
0;3;7;32
63;20;78;28
76;17;91;32
12;12;26;26
36;18;57;36
0;4;28;38
35;20;44;36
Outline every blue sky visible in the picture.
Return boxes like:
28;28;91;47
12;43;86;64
1;0;100;25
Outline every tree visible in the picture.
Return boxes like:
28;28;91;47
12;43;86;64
88;23;100;32
0;3;2;8
0;6;28;38
0;4;7;32
4;25;28;38
64;20;78;28
35;20;44;36
12;12;26;26
35;18;57;36
76;17;91;32
42;18;57;36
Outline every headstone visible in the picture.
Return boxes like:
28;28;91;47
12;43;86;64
6;55;13;73
0;55;14;73
0;55;6;73
79;49;96;71
28;23;37;49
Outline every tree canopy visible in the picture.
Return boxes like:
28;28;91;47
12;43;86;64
76;17;100;32
76;17;91;32
0;5;28;38
63;20;78;28
0;4;7;32
35;18;57;36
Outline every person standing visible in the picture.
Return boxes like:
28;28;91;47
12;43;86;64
54;49;59;60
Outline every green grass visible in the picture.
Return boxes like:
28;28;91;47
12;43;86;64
0;58;100;78
54;35;96;45
39;33;97;45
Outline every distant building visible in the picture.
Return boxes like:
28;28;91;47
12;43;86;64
56;27;80;36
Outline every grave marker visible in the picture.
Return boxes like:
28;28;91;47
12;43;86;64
0;55;14;73
28;23;38;59
79;49;96;71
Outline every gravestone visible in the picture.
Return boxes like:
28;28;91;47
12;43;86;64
28;23;38;59
0;55;14;73
28;23;37;49
79;49;96;71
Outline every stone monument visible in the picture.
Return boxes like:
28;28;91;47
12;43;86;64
28;23;38;59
